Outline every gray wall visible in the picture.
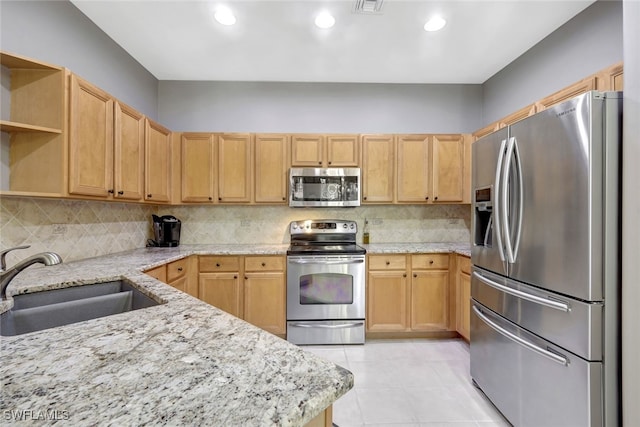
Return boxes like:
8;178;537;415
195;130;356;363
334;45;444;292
482;0;623;124
0;0;159;119
158;81;483;134
622;0;640;424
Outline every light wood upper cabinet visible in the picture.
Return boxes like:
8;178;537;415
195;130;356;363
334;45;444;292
361;134;395;203
0;51;68;197
145;119;172;203
290;134;359;167
181;133;216;203
325;134;359;167
218;133;252;203
396;134;466;204
114;101;145;200
472;122;499;142
254;134;289;204
291;134;324;166
69;74;114;197
396;134;430;203
431;134;465;203
535;76;597;112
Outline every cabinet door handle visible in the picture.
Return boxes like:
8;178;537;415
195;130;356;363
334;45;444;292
364;196;367;200
108;189;114;194
318;161;322;165
328;161;332;165
403;273;407;278
208;197;212;201
218;197;222;201
117;191;124;195
413;273;417;278
147;194;152;198
385;261;390;265
434;196;438;201
234;275;238;279
425;196;429;200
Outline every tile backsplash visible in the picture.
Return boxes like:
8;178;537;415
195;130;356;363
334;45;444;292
0;196;470;264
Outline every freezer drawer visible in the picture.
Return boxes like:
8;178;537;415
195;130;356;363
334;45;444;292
472;267;603;361
471;301;602;427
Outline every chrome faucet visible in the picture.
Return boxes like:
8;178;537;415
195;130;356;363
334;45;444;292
0;245;62;300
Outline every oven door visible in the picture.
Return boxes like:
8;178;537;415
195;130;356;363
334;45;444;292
287;254;365;320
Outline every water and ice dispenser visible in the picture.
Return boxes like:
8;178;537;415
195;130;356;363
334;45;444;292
474;187;493;248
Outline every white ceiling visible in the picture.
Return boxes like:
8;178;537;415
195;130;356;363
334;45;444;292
70;0;596;84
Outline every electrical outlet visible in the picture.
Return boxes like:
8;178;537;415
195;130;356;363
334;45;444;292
52;224;66;235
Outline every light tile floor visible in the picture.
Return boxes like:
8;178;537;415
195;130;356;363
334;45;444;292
303;339;511;427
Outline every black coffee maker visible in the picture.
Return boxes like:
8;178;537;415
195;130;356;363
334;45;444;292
149;215;181;247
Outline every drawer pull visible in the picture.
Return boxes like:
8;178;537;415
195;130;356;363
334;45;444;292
177;267;183;272
216;263;221;267
386;261;390;265
429;260;434;264
261;262;266;267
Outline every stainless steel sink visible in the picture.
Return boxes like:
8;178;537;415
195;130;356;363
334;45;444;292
0;280;161;336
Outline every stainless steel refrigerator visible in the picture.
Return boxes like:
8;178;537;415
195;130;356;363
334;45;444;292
470;91;622;427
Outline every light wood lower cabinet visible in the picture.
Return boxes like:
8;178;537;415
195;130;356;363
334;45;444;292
367;253;453;335
143;256;197;298
244;256;286;336
456;254;471;341
198;255;286;336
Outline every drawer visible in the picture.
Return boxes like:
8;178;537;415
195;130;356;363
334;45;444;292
199;256;241;272
245;256;285;272
458;255;471;274
368;254;406;270
411;254;449;270
166;257;189;282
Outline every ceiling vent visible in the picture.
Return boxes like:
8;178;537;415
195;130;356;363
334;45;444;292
353;0;384;14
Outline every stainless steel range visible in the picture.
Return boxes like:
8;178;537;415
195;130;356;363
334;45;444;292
286;219;366;345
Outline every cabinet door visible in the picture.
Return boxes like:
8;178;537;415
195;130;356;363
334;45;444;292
411;270;449;331
145;119;172;202
114;102;145;200
458;271;471;341
254;134;289;203
326;134;359;167
535;76;597;112
291;134;324;166
367;270;408;332
361;134;395;203
218;133;252;203
199;272;243;318
144;265;167;283
431;135;464;203
396;134;430;203
181;133;216;202
244;271;286;335
69;74;113;197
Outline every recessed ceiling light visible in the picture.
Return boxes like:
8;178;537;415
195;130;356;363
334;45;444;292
214;7;236;26
315;12;335;29
424;15;446;32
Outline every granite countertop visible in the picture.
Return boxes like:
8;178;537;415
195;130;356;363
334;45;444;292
0;242;470;425
0;244;348;426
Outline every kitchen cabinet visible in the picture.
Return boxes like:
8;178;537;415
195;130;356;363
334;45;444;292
597;62;623;91
243;256;286;336
291;134;359;167
456;254;471;341
472;122;499;142
396;134;467;204
361;134;395;203
69;75;146;201
181;133;216;203
254;134;290;204
0;51;67;197
367;255;408;332
497;104;536;129
367;253;453;335
199;256;243;317
68;74;114;198
145;118;172;203
535;76;597;112
144;264;167;283
218;133;252;203
410;254;450;331
167;256;198;298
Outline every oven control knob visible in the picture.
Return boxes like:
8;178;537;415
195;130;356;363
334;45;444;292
350;224;355;229
292;223;298;230
343;224;347;229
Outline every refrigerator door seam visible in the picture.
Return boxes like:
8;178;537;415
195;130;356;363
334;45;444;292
472;305;569;366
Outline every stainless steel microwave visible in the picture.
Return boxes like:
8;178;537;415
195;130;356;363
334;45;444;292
289;168;360;207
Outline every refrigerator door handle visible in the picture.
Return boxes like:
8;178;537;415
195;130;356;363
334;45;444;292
494;138;508;262
501;137;516;264
512;138;524;262
472;271;571;312
472;305;569;366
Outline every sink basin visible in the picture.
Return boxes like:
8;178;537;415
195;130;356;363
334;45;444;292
0;280;161;336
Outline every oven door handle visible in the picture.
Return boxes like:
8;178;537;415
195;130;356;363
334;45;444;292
288;322;364;329
288;259;364;265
